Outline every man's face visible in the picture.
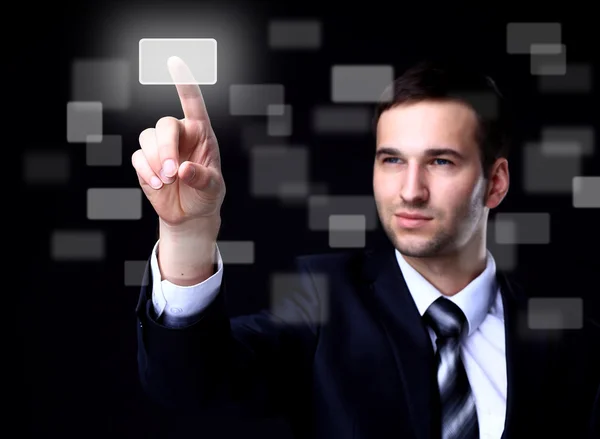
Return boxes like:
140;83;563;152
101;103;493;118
373;100;489;258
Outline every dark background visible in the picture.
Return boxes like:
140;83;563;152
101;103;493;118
20;2;598;437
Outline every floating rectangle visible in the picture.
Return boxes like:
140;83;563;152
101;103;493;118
23;150;69;185
530;44;566;76
312;106;372;133
268;104;292;136
494;212;551;245
86;135;122;166
572;177;600;208
309;195;378;231
87;188;143;220
528;298;583;330
523;143;582;194
541;127;594;156
139;38;217;85
538;63;592;93
331;65;394;103
71;59;131;110
217;241;255;264
51;230;105;261
251;146;309;197
268;20;321;49
229;84;285;116
506;22;562;54
125;260;149;286
67;102;103;143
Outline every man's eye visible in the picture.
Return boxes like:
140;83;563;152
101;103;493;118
383;157;400;164
433;158;453;166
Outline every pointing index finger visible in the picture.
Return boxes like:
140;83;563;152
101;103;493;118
167;56;210;122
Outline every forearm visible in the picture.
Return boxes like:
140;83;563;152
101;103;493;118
157;216;221;286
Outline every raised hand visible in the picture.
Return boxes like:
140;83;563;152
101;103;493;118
132;56;226;228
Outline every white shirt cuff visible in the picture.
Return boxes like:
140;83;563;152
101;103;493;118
150;240;223;321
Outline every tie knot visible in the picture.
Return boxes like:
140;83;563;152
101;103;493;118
423;297;467;339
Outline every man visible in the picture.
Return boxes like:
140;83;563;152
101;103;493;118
132;56;599;438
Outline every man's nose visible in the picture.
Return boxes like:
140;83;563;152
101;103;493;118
400;164;429;204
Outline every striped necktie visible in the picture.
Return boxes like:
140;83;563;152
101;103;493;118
423;297;479;439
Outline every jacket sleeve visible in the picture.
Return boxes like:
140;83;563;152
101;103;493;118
135;255;324;417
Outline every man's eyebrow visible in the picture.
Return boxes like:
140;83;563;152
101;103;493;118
375;146;465;160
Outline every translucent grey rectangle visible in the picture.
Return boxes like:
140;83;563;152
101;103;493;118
331;65;394;103
538;63;592;93
51;230;105;261
573;177;600;208
67;102;103;143
487;219;518;271
71;59;131;110
541;127;594;156
329;215;366;248
312;106;372;133
241;121;291;153
530;46;566;76
523;143;582;194
138;38;217;85
269;20;321;49
230;84;285;116
86;135;122;166
251;146;309;197
124;260;149;286
269;272;329;324
450;92;498;119
23;150;69;184
495;212;551;245
309;195;378;231
506;22;562;54
217;241;255;264
268;104;292;136
87;188;143;220
528;298;583;330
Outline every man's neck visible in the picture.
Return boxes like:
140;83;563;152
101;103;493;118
402;244;488;297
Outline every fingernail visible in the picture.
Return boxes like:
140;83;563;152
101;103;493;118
184;164;196;182
162;159;177;177
150;176;163;189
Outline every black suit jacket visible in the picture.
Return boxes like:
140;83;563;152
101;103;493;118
136;244;599;438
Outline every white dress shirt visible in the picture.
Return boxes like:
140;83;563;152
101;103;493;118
149;242;507;438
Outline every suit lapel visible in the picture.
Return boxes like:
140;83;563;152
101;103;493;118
361;245;438;439
497;272;554;439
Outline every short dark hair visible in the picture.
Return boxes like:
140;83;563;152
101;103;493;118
373;58;510;179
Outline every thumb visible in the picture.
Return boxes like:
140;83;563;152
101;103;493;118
178;161;221;193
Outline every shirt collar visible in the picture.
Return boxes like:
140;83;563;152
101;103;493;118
395;249;498;336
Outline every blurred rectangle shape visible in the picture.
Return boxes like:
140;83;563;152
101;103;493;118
572;177;600;208
268;104;292;136
23;150;69;184
230;84;285;115
541;127;594;156
538;63;592;93
251;146;309;197
72;59;131;110
139;38;217;85
217;241;255;264
269;20;321;49
309;195;378;231
528;298;583;330
67;102;103;143
87;188;142;220
523;143;582;194
506;22;562;54
312;106;372;133
331;65;393;103
51;230;105;260
494;212;550;245
86;135;122;166
125;260;149;286
530;44;566;76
